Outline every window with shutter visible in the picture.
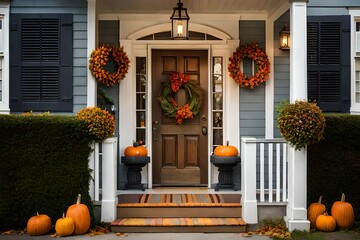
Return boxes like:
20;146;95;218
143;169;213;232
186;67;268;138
307;16;350;113
10;14;73;112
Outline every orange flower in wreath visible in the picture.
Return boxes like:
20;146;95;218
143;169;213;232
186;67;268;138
228;42;270;89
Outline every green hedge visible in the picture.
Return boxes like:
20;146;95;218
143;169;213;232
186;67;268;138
308;114;360;219
0;115;94;230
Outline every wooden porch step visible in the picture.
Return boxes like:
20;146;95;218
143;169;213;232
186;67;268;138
111;217;247;233
117;205;242;218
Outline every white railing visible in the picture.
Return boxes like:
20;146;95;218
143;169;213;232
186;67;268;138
88;137;117;222
241;137;288;224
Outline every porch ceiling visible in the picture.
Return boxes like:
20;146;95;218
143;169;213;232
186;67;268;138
97;0;288;17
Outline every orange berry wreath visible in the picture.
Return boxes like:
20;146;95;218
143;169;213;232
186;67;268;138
157;72;203;124
89;45;130;87
228;42;270;89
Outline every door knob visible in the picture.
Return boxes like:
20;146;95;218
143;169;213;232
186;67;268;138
202;126;207;136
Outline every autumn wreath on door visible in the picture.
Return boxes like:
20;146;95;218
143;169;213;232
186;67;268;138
228;42;270;89
158;72;203;124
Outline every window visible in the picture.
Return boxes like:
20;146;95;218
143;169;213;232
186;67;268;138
136;57;147;145
10;14;73;112
307;16;350;113
212;57;223;152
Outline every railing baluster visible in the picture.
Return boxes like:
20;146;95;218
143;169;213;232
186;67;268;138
268;143;273;203
276;143;281;202
260;143;265;202
282;143;287;202
94;142;100;201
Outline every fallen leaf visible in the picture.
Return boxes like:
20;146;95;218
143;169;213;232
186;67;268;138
116;232;128;237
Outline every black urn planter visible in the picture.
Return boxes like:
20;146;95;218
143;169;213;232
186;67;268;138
210;155;241;191
121;156;150;191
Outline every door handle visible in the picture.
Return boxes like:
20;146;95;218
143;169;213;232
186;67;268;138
202;126;207;136
153;127;159;141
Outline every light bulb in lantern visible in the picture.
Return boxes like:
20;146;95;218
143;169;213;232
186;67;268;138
177;21;184;36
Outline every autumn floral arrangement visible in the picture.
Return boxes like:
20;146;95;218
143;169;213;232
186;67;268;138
76;106;116;141
228;42;270;89
158;72;203;124
277;100;326;150
89;45;130;86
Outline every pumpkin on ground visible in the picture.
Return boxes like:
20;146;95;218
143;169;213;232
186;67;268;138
124;141;147;157
316;212;336;232
331;193;354;230
214;141;238;157
27;212;52;236
308;196;326;229
55;213;75;237
66;194;90;235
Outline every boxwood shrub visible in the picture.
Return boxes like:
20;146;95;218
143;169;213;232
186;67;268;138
0;114;94;230
308;114;360;219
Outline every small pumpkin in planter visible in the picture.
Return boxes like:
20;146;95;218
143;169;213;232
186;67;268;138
214;141;238;157
66;194;90;235
331;193;354;230
316;212;336;232
308;196;326;229
124;141;147;157
55;213;75;237
27;212;52;236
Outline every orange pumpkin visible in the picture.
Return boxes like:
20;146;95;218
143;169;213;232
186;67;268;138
27;212;52;236
124;146;140;156
124;141;147;157
214;141;238;157
66;194;90;235
55;213;75;237
316;212;336;232
331;193;354;230
308;196;326;229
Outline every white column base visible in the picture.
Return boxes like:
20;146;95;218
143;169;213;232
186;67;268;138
242;200;258;224
284;216;310;232
101;199;117;222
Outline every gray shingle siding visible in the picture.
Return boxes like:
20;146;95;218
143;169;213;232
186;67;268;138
10;0;88;113
239;20;266;140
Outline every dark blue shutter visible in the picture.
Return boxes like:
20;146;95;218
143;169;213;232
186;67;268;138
10;14;73;112
307;16;350;113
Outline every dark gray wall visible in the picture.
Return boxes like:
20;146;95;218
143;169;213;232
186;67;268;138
98;20;125;190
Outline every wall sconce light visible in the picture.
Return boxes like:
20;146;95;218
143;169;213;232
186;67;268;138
279;25;290;51
170;0;190;39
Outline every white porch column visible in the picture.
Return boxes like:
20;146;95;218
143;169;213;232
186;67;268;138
286;0;310;232
87;0;97;107
0;3;10;114
101;137;118;222
241;138;258;224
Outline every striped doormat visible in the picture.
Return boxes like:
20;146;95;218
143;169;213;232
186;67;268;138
118;194;241;207
113;217;246;227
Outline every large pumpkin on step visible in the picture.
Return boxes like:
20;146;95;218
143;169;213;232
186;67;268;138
308;196;326;229
55;213;75;237
331;193;354;230
66;194;90;235
27;212;52;236
316;212;336;232
214;141;238;157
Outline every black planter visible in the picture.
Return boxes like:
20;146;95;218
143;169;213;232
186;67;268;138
210;155;241;191
121;156;150;191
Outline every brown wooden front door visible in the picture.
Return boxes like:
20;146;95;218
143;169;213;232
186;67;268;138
152;49;208;186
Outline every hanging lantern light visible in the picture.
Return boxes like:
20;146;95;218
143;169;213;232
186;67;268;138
170;0;190;39
279;25;290;51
